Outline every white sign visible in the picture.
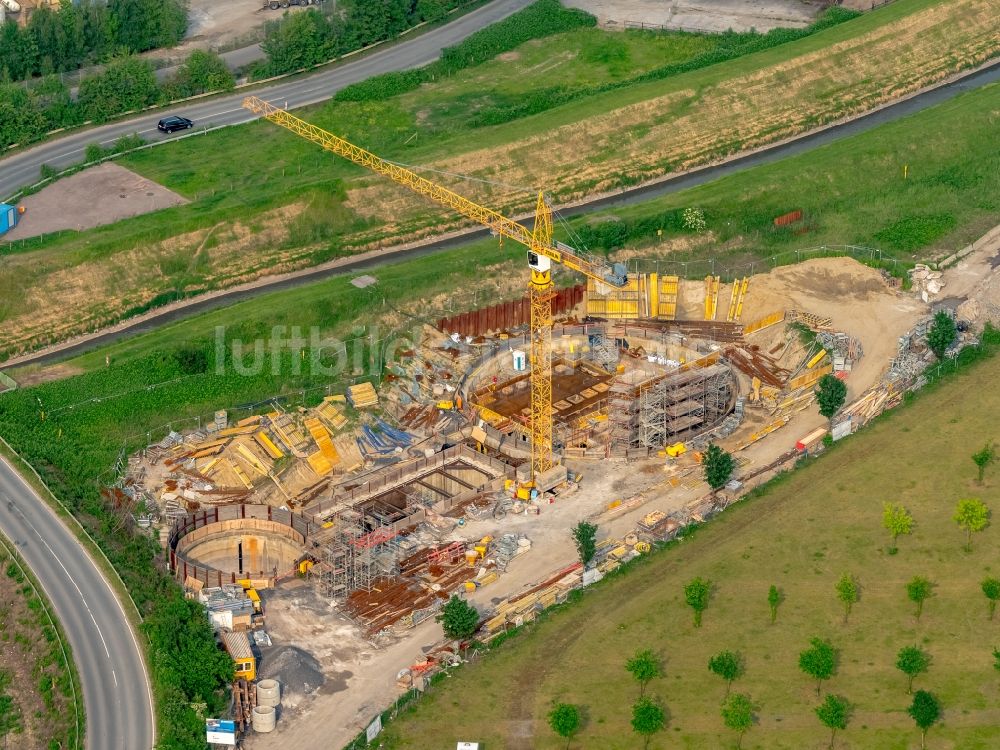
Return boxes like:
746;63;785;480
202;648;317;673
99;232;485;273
457;743;480;750
206;718;236;746
366;716;383;742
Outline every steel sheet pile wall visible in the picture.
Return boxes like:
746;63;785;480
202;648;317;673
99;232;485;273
437;285;584;337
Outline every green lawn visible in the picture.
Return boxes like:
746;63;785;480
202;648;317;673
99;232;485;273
378;341;1000;749
4;0;995;358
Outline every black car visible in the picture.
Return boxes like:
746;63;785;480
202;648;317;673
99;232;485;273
158;115;194;133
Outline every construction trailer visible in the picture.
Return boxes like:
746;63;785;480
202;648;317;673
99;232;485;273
221;630;257;681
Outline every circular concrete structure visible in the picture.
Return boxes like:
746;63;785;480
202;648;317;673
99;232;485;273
169;505;311;586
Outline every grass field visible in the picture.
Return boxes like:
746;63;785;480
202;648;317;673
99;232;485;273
376;343;1000;749
4;79;999;363
1;0;996;359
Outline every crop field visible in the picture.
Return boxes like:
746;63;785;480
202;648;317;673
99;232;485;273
1;0;995;359
377;339;1000;749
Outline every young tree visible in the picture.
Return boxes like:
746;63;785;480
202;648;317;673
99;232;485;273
720;693;754;749
927;310;957;360
896;646;930;694
547;703;581;749
815;694;850;750
436;595;478;642
972;442;995;483
631;696;665;750
626;649;661;697
907;690;941;750
816;373;848;420
767;585;782;624
572;521;598;568
708;650;744;697
982;578;1000;619
799;638;837;696
882;502;914;553
834;573;859;624
684;577;712;628
703;443;735;491
992;647;1000;673
906;577;934;621
953;498;990;551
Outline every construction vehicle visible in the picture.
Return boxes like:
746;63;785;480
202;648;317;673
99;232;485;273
242;96;630;485
664;442;687;458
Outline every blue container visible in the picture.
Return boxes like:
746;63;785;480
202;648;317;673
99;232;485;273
0;204;17;235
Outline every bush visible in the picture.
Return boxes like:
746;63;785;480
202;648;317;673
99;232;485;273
168;50;235;98
78;56;159;123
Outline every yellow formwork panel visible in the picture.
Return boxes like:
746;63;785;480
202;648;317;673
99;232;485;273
255;431;284;459
586;277;644;319
742;309;786;335
658;275;679;320
703;275;720;320
787;363;834;390
806;348;828;369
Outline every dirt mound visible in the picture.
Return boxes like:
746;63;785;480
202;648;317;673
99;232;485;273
258;645;325;696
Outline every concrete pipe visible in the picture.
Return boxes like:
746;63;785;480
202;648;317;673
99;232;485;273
256;679;281;708
252;705;276;733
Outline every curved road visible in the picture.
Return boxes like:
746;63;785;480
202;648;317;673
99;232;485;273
0;0;534;199
5;59;998;370
0;455;154;750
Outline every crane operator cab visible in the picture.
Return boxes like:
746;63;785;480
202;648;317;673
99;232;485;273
527;251;552;289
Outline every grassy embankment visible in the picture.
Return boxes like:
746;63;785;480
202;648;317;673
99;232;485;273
377;334;1000;749
2;0;996;357
0;535;83;749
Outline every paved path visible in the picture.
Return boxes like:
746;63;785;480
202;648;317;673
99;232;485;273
0;455;154;750
0;0;534;200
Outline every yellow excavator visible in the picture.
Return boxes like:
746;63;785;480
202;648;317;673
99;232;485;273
242;96;629;484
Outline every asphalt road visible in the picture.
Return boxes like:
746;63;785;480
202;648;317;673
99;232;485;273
0;455;154;750
0;0;533;200
5;59;998;370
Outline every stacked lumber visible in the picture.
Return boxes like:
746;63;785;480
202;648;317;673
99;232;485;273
483;564;582;635
347;382;379;408
316;398;348;430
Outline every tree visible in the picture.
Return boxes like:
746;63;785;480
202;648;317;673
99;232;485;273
972;442;995;483
721;693;754;749
992;647;1000;673
436;595;478;642
927;310;957;360
626;649;661;697
907;690;940;749
882;502;914;553
953;498;990;551
684;577;712;628
906;577;933;621
834;573;859;624
896;646;930;694
572;521;598;568
259;9;338;76
982;578;1000;619
77;55;158;123
631;696;665;749
708;650;743;697
799;638;836;696
547;703;581;748
816;373;847;420
815;694;850;749
170;49;234;97
767;585;782;624
703;443;735;491
416;0;449;23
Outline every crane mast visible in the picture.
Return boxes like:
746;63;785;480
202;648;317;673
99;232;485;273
242;95;627;482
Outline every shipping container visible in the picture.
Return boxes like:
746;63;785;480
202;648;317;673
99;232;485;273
0;203;17;235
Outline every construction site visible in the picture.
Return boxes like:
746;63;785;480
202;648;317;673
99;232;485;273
102;97;995;746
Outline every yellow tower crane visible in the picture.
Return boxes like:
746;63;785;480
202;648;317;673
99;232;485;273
242;96;628;483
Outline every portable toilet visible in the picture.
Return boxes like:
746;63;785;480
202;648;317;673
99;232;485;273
511;349;526;371
0;203;18;236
